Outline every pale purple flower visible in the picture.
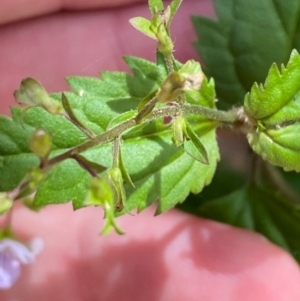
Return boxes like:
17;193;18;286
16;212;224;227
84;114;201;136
0;237;44;289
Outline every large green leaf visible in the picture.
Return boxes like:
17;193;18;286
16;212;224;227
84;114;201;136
0;57;219;212
245;51;300;171
192;0;300;108
244;50;300;120
197;185;300;264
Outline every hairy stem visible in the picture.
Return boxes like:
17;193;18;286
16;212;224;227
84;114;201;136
48;104;239;167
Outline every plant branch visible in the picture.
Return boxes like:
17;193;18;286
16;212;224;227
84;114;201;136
47;104;239;167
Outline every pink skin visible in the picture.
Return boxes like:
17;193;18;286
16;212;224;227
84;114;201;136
0;0;300;300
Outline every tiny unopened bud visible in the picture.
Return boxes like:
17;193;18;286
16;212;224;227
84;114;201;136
14;78;64;115
156;24;174;54
172;116;187;146
85;177;114;207
108;168;126;212
30;129;52;158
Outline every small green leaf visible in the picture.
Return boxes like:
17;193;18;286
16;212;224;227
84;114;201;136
61;93;94;138
137;90;157;113
184;121;209;164
198;185;300;264
118;145;135;188
169;0;183;25
107;111;136;130
129;17;157;40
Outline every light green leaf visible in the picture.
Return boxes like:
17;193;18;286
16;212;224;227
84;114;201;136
0;57;219;214
169;0;183;24
244;50;300;120
33;159;92;209
248;122;300;172
107;110;137;130
129;17;157;40
192;0;300;108
197;185;300;264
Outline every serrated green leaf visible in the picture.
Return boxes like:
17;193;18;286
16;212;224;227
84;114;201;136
245;50;300;120
33;159;92;209
1;57;218;214
129;17;157;40
197;185;300;264
248;122;300;172
192;0;300;108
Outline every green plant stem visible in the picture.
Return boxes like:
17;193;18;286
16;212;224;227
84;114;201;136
47;104;239;167
164;53;175;73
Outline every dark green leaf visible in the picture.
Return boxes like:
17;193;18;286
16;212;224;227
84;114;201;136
192;0;300;108
197;185;300;264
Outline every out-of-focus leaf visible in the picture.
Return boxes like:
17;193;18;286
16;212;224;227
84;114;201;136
197;185;300;264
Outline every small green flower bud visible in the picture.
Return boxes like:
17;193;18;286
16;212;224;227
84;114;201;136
30;130;52;158
156;24;174;54
14;78;64;115
108;168;126;212
172;116;187;146
86;177;114;207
